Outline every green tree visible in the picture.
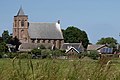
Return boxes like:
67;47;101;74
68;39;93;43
9;36;21;51
0;42;7;52
63;26;89;48
2;30;11;43
0;36;3;43
96;37;117;48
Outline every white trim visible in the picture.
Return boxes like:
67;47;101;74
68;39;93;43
66;47;80;53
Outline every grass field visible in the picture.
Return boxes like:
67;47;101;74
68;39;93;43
0;58;120;80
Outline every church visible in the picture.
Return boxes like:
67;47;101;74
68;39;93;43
13;7;64;50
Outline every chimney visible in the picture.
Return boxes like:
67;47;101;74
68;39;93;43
58;20;60;24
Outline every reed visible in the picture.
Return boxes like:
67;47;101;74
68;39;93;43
0;58;119;80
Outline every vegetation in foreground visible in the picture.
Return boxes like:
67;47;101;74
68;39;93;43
0;57;120;80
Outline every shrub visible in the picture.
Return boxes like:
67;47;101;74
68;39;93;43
41;49;52;58
31;48;41;55
39;45;46;49
88;50;99;60
52;50;66;57
7;52;18;58
18;53;32;59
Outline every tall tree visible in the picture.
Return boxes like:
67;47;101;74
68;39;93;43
96;37;117;48
0;37;3;43
0;42;8;52
63;26;89;48
9;36;21;51
2;30;11;43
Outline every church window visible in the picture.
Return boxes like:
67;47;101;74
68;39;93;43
48;40;50;43
43;40;45;43
37;40;40;43
32;40;35;43
53;40;56;44
21;20;24;27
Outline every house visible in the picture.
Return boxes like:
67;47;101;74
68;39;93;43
61;43;84;59
61;43;84;54
87;44;108;53
13;7;64;50
87;44;115;59
6;44;16;52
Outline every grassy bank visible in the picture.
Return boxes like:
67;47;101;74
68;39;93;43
0;58;120;80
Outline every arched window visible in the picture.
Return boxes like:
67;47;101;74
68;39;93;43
21;20;24;27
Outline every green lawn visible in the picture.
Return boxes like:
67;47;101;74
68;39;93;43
0;58;120;80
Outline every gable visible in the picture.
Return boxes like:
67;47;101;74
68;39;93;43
66;47;80;54
61;43;84;53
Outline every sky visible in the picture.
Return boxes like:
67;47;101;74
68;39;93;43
0;0;120;44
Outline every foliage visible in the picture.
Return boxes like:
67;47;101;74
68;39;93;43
0;36;3;43
9;36;21;51
31;48;66;58
31;48;41;55
41;49;52;58
62;26;89;48
96;37;117;48
2;30;11;43
39;45;46;49
18;53;32;59
6;52;18;58
88;50;99;60
52;49;66;56
0;42;7;52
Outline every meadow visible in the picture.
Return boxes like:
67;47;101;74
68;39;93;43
0;57;120;80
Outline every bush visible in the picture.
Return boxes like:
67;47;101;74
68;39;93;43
18;53;32;59
88;50;99;60
41;49;52;58
52;50;66;57
7;52;18;58
31;48;41;55
39;45;46;49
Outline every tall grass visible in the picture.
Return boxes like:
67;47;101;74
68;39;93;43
0;58;120;80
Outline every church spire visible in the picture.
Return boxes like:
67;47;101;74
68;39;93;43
17;6;25;16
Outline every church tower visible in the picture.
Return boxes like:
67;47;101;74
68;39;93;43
13;7;29;43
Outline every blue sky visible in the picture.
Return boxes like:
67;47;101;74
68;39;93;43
0;0;120;44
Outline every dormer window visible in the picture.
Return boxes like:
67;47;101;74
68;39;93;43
21;20;24;27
